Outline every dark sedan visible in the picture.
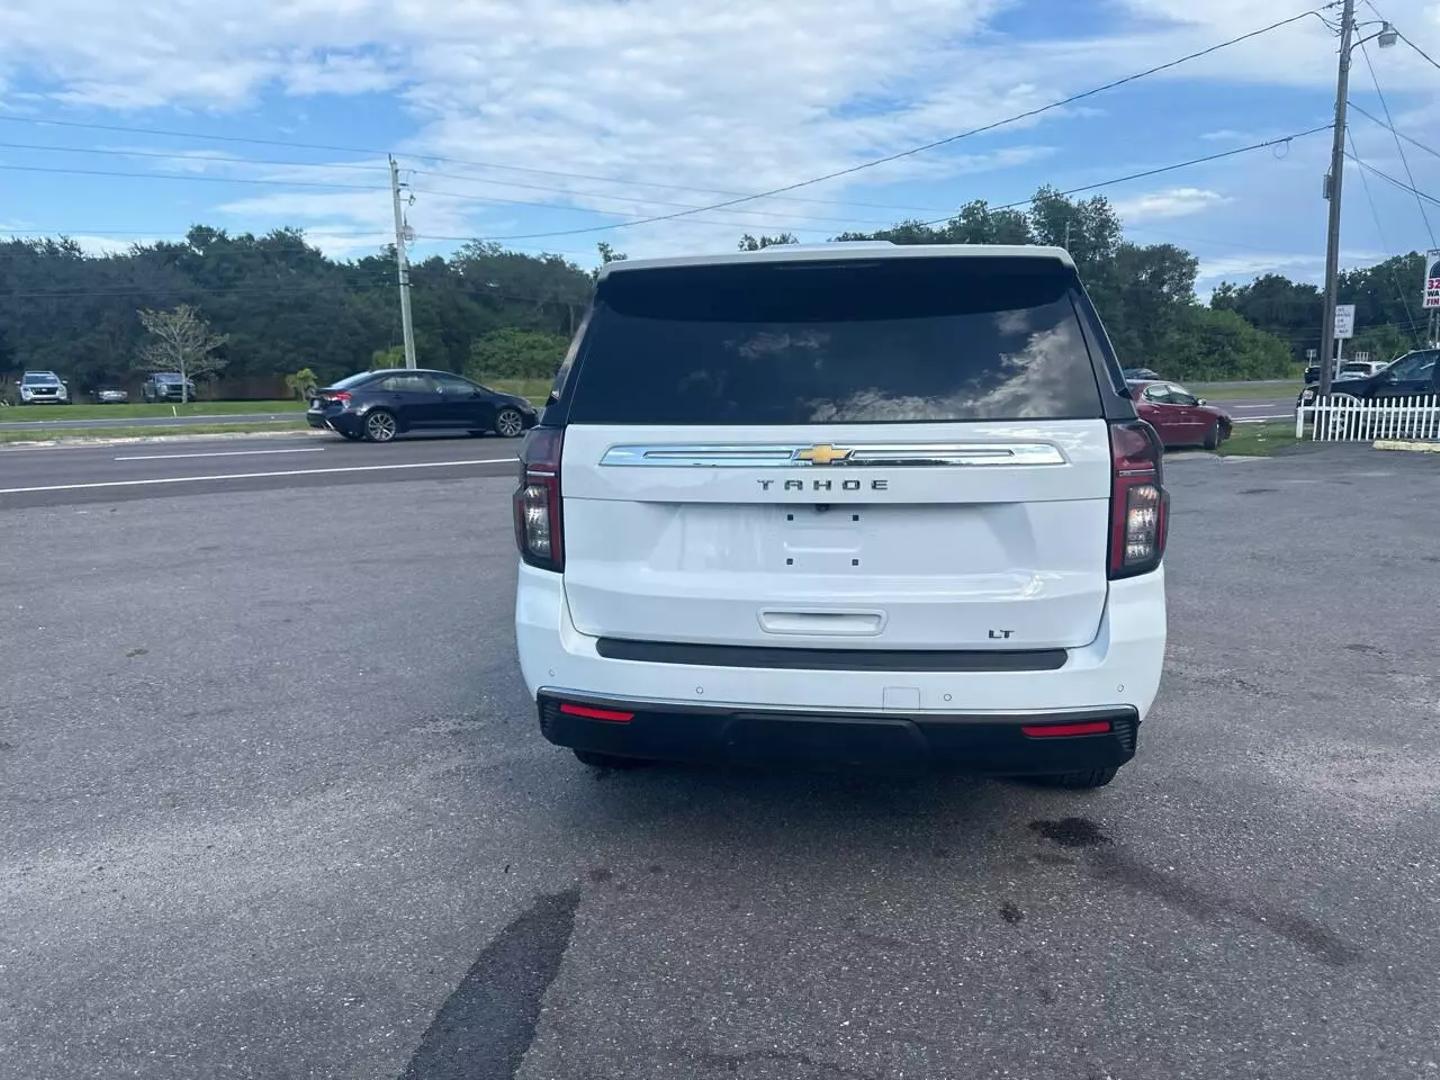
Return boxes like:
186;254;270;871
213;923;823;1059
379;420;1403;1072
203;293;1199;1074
1128;380;1232;449
306;369;539;442
1298;348;1440;406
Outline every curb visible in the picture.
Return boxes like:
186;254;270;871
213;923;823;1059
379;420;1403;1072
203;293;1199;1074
0;428;326;452
1373;439;1440;453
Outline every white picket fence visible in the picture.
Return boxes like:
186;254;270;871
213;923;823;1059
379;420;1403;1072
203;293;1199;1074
1295;394;1440;442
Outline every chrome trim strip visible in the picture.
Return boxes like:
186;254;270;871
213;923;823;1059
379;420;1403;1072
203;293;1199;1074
599;442;1066;468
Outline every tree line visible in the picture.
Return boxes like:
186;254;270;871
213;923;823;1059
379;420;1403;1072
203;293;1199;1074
2;189;1430;396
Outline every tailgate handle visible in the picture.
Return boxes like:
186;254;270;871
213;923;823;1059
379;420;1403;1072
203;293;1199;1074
758;609;885;636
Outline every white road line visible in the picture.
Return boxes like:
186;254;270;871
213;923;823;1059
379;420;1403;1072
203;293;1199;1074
1233;414;1294;423
0;457;517;495
114;447;326;461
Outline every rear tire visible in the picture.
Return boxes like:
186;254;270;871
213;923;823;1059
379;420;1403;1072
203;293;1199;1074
495;407;525;438
572;749;649;769
363;409;398;443
1037;766;1119;789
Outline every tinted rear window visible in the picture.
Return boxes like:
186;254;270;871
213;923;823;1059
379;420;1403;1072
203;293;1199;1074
566;257;1102;425
331;371;379;390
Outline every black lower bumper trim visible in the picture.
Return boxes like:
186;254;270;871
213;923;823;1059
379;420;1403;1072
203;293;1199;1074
538;694;1139;774
594;638;1066;672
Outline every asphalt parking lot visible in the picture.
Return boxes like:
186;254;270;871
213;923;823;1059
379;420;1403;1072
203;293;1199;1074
2;443;1438;1080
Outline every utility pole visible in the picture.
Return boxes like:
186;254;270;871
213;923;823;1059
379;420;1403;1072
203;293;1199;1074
1318;0;1355;400
389;155;418;370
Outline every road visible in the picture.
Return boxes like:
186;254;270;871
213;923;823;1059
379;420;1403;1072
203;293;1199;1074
0;432;520;507
1219;397;1297;424
0;392;1302;434
3;444;1438;1079
0;409;300;432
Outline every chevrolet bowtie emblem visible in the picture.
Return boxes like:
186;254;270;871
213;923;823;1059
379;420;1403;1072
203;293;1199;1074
794;444;852;466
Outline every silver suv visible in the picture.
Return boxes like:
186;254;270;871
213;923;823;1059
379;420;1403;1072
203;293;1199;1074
17;371;70;405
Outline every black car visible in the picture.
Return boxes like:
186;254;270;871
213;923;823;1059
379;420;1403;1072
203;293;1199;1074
306;369;539;442
1298;348;1440;405
1122;366;1162;381
141;372;198;402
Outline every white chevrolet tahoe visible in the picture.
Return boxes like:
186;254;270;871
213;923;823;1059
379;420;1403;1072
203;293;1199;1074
514;243;1167;787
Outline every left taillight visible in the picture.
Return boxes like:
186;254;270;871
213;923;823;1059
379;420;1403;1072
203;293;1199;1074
513;427;564;571
323;391;351;405
1108;419;1168;579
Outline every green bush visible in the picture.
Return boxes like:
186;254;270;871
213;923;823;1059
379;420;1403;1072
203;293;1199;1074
1160;307;1295;381
284;367;318;400
465;328;570;382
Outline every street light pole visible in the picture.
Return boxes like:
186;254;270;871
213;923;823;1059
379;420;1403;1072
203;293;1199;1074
1318;0;1355;400
389;155;418;370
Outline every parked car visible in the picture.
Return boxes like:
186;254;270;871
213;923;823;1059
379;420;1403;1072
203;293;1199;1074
513;243;1167;788
141;372;198;402
16;371;70;405
1298;348;1440;406
1128;380;1232;449
93;387;129;404
1337;359;1390;380
306;369;538;442
1122;367;1162;382
1303;359;1388;384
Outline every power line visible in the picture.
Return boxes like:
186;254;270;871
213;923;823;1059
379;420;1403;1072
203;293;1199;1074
424;8;1340;242
0;114;956;216
1345;128;1423;344
0;162;387;192
0;140;390;174
407;173;902;227
0;160;866;233
1347;101;1440;162
1391;28;1440;73
916;124;1334;226
0;6;1331;247
408;166;953;214
1345;152;1440;207
1356;39;1435;246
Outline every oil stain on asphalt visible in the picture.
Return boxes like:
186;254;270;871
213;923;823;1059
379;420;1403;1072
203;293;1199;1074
399;889;580;1080
1029;818;1361;968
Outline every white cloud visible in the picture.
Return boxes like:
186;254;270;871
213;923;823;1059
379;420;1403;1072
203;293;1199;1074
1112;186;1231;223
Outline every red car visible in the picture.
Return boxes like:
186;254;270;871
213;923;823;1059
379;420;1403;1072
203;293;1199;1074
1128;380;1232;449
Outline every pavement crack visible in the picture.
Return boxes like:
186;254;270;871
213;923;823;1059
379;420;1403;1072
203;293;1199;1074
398;889;580;1080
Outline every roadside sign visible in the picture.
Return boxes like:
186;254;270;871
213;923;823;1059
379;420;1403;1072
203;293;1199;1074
1425;250;1440;309
1334;304;1355;340
1306;348;1317;361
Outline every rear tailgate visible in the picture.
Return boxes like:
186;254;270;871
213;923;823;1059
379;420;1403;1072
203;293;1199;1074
551;251;1121;655
561;420;1111;650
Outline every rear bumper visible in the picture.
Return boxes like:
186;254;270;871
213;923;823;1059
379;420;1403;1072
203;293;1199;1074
307;410;359;433
539;693;1139;772
515;564;1166;766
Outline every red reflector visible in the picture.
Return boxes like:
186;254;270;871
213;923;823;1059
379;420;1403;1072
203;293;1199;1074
1020;720;1112;738
559;703;635;723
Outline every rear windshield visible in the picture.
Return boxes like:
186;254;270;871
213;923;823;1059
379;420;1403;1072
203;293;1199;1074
331;371;379;390
566;257;1102;425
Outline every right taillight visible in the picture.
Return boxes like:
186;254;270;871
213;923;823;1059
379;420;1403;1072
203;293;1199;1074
513;427;564;571
1108;420;1168;579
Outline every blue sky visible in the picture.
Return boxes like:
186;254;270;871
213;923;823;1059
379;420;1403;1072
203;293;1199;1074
2;0;1440;294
